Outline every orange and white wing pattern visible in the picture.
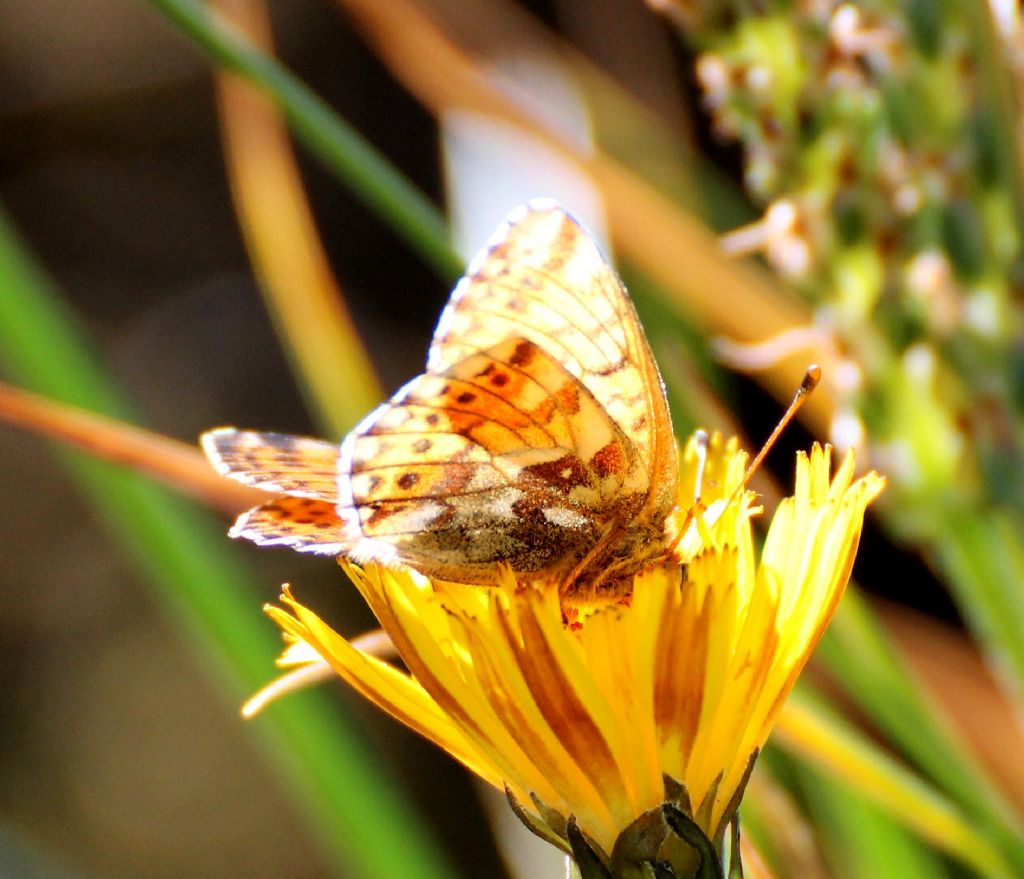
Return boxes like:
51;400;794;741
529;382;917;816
429;201;677;518
202;430;346;554
203;201;678;594
335;335;640;584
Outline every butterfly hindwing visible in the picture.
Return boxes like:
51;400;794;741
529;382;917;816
203;429;339;502
230;496;346;554
334;337;633;583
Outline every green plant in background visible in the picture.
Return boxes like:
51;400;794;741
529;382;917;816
3;0;1024;877
677;0;1024;705
660;1;1024;870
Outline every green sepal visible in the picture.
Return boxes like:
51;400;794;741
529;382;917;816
663;773;687;805
567;817;614;879
504;786;571;855
726;818;744;879
610;805;670;869
507;770;753;879
642;860;678;879
718;750;759;843
662;804;725;879
691;773;724;845
531;792;571;842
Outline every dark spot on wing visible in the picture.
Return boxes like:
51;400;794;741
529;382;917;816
366;502;401;529
435;462;474;494
510;340;536;368
397;472;420;490
555;383;580;415
592;441;624;478
523;454;590;493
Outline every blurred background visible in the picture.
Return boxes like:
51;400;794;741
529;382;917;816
3;1;1024;878
1;2;496;877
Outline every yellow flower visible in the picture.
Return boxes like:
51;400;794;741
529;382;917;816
261;434;883;875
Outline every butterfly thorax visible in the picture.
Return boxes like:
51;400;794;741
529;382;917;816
557;508;674;604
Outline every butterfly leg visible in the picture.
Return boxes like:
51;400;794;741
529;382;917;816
559;519;629;603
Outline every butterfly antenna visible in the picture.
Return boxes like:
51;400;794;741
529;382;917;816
665;367;819;561
739;364;821;492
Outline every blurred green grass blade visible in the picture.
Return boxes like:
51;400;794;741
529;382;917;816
935;507;1024;709
143;0;460;281
775;687;1014;877
793;760;952;879
740;763;831;878
820;590;1024;854
960;0;1024;246
0;206;458;879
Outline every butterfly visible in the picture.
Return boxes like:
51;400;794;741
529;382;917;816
203;200;679;600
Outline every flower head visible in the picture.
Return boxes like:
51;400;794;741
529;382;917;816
262;434;883;875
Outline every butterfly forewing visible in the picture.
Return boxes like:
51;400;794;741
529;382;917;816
428;201;677;509
203;430;339;502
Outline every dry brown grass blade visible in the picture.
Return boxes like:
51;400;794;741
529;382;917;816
0;382;263;515
214;0;382;436
334;0;832;435
416;0;703;207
